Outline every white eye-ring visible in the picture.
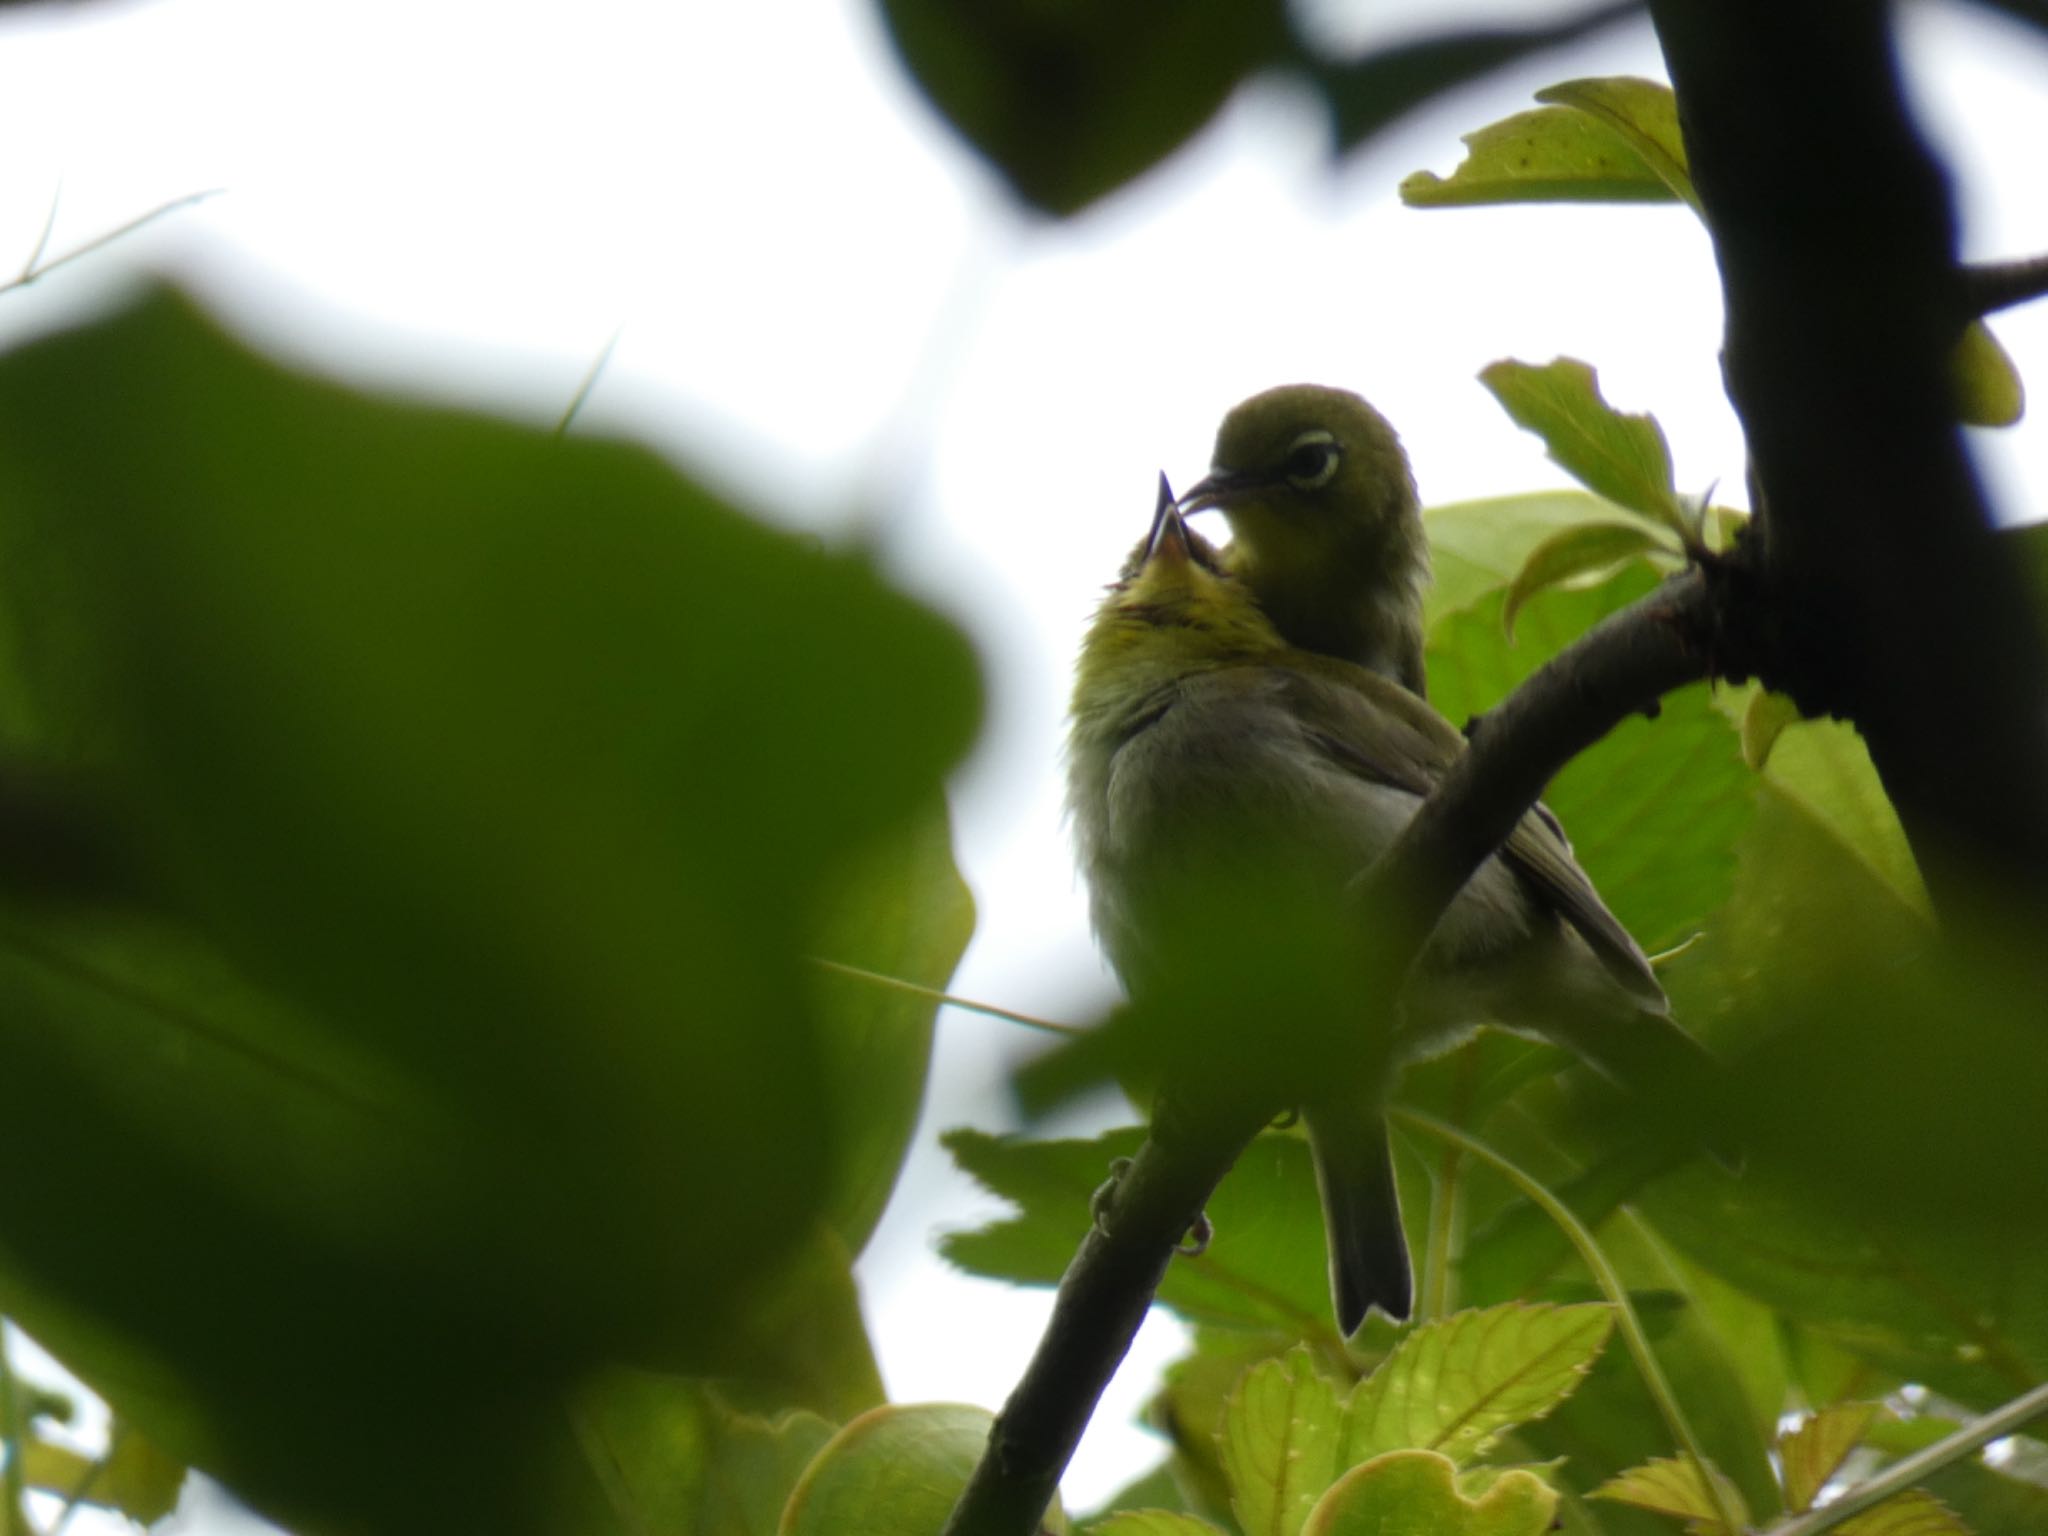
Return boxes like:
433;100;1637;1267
1283;429;1341;490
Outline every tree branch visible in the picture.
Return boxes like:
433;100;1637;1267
938;1090;1270;1536
1961;253;2048;320
1649;0;2048;912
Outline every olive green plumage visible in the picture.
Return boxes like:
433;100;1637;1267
1179;383;1430;695
1069;454;1708;1336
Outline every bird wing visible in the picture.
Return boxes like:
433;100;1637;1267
1276;659;1665;1010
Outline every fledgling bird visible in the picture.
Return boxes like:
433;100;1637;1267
1067;482;1710;1335
1177;384;1430;696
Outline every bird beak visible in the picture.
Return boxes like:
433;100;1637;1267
1146;471;1194;565
1175;467;1258;517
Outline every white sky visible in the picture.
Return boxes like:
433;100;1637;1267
0;0;2044;1528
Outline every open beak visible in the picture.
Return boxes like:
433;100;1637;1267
1146;470;1194;565
1174;467;1258;517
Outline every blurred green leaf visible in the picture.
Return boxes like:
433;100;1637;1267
1425;492;1641;627
1913;1450;2048;1536
1591;1456;1745;1534
1222;1347;1344;1536
781;1402;1068;1536
1738;689;1801;771
1345;1303;1612;1466
1751;716;1929;914
875;0;1286;214
1089;1512;1227;1535
1401;105;1676;206
571;1371;834;1536
1153;1326;1299;1526
1951;321;2026;426
1533;78;1696;208
1781;1401;1882;1513
1836;1489;1971;1536
941;1129;1338;1336
1479;360;1689;537
18;1418;185;1525
809;805;975;1254
0;285;980;1530
1303;1450;1556;1536
1502;522;1673;639
1307;3;1641;155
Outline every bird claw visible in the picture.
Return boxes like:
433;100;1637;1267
1090;1155;1214;1256
1090;1157;1134;1235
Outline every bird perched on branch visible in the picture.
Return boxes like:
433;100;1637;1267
1067;449;1712;1335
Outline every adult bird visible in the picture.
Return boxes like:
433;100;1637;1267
1068;484;1710;1333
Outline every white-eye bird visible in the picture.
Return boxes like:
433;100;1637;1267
1067;481;1710;1334
1177;383;1429;696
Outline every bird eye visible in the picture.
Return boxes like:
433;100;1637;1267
1283;431;1341;490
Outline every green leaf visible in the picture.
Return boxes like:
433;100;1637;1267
1591;1456;1747;1534
571;1372;834;1536
1152;1328;1299;1524
874;0;1287;214
1738;689;1802;771
1089;1514;1228;1536
1303;1450;1556;1536
1429;571;1756;959
1837;1490;1972;1536
1308;6;1644;156
1752;718;1928;914
1782;1402;1883;1514
0;284;981;1531
781;1402;1068;1536
810;805;976;1254
1479;359;1689;537
1424;491;1638;627
1915;1449;2048;1536
1222;1348;1346;1536
1950;320;2026;427
1401;106;1677;206
1502;522;1673;639
1534;78;1697;209
19;1422;185;1525
941;1129;1337;1335
1345;1303;1613;1466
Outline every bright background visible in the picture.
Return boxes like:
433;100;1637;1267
0;1;2044;1528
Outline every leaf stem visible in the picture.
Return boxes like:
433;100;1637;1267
808;958;1082;1036
1760;1380;2048;1536
1389;1109;1747;1536
0;189;224;301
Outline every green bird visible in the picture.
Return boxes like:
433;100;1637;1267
1067;481;1710;1334
1177;383;1430;696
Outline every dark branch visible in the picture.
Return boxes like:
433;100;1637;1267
1650;0;2048;912
939;1091;1269;1536
1368;568;1718;962
1961;253;2048;320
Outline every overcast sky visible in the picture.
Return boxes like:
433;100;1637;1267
2;0;2045;1527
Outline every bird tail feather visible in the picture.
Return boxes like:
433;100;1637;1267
1306;1103;1411;1333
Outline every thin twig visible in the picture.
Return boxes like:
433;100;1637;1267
808;957;1082;1036
1960;253;2048;320
18;181;63;283
554;327;623;437
0;189;225;302
1762;1380;2048;1536
1392;1110;1748;1536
